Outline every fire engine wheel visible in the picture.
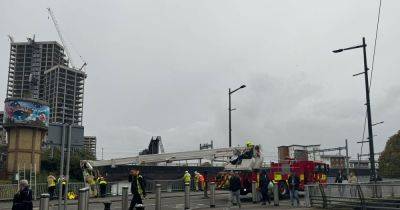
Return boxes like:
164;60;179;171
278;181;289;198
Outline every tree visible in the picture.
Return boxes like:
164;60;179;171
41;148;95;181
378;130;400;178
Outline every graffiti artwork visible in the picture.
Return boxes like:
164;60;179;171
3;99;50;127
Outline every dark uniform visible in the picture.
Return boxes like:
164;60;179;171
259;172;271;205
129;174;146;210
12;187;33;210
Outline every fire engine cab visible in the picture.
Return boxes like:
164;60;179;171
268;159;329;196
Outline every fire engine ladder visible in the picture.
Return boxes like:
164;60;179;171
86;146;245;168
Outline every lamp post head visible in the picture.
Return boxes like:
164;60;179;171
332;49;343;53
240;85;246;89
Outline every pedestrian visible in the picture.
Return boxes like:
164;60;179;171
47;173;56;200
259;170;271;205
98;176;108;197
128;168;146;210
335;169;347;196
334;169;347;183
229;172;241;208
12;179;33;210
194;171;199;191
348;172;358;197
288;171;300;207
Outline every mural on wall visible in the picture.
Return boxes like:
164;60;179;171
3;99;50;127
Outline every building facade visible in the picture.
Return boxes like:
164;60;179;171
83;136;96;157
6;38;86;125
6;39;67;99
44;65;86;125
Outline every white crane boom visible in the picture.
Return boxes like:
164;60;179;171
86;146;245;168
47;8;74;68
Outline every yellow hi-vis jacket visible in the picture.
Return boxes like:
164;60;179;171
184;173;191;183
47;176;56;187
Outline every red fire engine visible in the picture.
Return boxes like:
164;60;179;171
268;159;329;196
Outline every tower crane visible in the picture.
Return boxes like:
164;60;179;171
47;8;87;70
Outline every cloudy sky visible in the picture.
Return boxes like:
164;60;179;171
1;0;399;161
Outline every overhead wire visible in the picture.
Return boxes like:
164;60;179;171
360;0;383;159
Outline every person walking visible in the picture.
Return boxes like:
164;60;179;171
288;172;300;207
47;174;56;200
259;170;271;205
12;179;33;210
128;168;146;210
229;172;241;208
194;171;200;191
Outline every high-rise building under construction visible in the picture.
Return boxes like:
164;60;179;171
6;38;86;125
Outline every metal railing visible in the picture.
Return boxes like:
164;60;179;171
109;179;191;195
0;182;85;201
0;179;192;200
305;181;400;209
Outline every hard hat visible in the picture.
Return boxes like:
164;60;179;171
246;141;254;147
185;171;188;173
194;171;198;174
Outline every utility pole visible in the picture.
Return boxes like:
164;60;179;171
58;125;65;210
333;37;376;182
345;139;349;177
362;37;377;182
229;88;232;147
102;147;104;160
228;85;246;147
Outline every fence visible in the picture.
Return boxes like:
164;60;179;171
306;181;400;209
0;182;85;201
109;179;188;195
0;179;188;200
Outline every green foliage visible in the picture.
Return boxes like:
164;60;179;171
379;130;400;178
41;148;95;182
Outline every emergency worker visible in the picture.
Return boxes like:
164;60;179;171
47;174;56;199
194;171;199;191
98;177;108;197
198;173;205;191
58;176;67;198
183;171;191;186
128;168;146;210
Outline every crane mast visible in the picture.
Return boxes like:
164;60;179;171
47;7;74;68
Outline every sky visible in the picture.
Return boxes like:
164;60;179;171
0;0;399;161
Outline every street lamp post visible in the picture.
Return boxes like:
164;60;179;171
333;37;376;182
228;85;246;147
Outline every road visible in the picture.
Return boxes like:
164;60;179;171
0;191;324;210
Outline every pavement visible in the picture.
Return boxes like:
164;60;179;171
0;191;323;210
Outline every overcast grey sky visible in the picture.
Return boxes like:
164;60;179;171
1;0;399;161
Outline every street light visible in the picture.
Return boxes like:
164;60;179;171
228;85;246;147
333;37;377;182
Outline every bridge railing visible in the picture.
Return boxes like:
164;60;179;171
305;181;400;209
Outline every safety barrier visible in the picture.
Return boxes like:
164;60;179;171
305;182;400;209
0;182;85;201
